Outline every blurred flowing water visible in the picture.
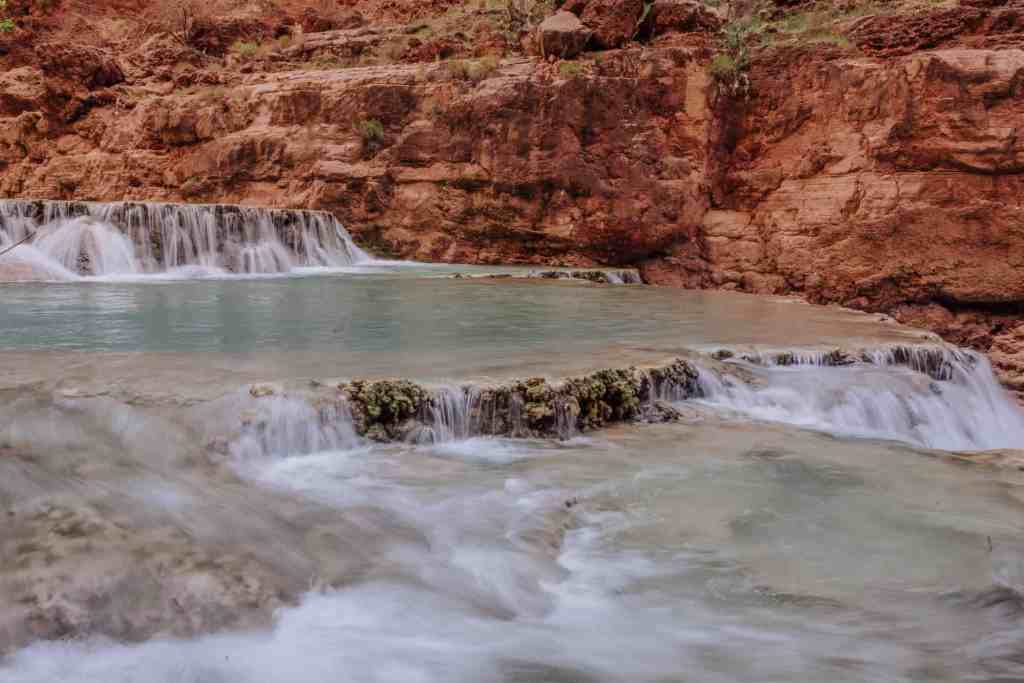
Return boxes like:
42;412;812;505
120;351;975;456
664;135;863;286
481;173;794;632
1;263;1023;683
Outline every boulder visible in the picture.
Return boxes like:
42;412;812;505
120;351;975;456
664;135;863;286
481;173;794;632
580;0;645;49
561;0;591;15
646;0;723;36
536;11;592;58
35;43;124;90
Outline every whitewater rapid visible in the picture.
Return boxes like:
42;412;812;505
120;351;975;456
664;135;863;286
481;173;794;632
693;346;1024;451
208;345;1024;456
1;233;1023;682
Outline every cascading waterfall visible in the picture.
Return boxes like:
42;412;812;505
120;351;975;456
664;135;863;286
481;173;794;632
228;394;360;460
0;199;371;279
695;344;1024;451
217;344;1024;456
427;386;484;443
0;201;80;280
31;217;139;276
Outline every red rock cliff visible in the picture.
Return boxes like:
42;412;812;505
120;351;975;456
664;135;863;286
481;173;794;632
2;0;1024;386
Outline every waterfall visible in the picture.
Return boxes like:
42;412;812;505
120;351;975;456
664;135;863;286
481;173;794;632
228;394;360;460
31;217;139;276
426;386;484;443
695;345;1024;451
0;199;371;279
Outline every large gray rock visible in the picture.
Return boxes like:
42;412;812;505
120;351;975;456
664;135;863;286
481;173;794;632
536;11;592;58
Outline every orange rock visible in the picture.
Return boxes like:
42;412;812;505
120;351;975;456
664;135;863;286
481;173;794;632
580;0;644;50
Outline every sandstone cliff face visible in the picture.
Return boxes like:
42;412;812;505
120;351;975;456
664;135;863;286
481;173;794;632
641;40;1024;387
0;28;712;265
3;0;1024;386
646;48;1024;300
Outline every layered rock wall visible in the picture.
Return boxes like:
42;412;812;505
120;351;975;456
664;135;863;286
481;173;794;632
3;0;1024;383
1;47;712;265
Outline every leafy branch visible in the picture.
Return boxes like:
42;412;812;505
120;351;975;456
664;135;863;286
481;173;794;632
708;19;758;99
0;0;14;32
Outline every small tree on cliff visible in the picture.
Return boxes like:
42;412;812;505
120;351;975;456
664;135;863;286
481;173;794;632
155;0;206;48
0;0;15;33
709;19;754;98
501;0;552;40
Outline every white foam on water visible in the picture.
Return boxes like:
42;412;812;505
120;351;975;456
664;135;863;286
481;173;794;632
224;393;361;462
31;217;139;276
0;478;978;683
426;437;553;464
695;347;1024;451
3;391;1024;683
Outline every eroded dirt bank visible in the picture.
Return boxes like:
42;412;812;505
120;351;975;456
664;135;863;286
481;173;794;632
2;0;1024;385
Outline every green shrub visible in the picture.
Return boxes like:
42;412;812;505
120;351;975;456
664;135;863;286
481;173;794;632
558;61;585;78
805;30;851;47
233;41;259;59
156;0;206;49
0;0;13;32
446;60;472;80
311;51;347;69
500;0;553;37
707;54;737;81
359;118;385;143
467;55;500;82
708;18;756;97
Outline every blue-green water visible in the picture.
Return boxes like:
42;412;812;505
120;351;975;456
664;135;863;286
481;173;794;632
0;270;922;356
0;269;1022;683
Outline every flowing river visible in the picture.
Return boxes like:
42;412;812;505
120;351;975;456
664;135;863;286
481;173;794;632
1;202;1023;682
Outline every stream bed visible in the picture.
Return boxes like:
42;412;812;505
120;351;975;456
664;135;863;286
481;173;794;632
1;204;1023;682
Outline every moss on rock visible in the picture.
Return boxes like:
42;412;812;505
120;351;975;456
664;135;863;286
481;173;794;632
341;379;430;441
333;358;705;443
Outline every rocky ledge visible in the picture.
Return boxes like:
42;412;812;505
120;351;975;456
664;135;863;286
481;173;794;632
231;343;985;450
340;359;702;442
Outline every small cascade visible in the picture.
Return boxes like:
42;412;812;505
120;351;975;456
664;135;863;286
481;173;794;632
553;397;579;439
695;345;1024;451
32;217;139;276
0;202;79;280
643;365;704;404
229;394;360;460
427;386;482;443
233;241;294;274
0;199;371;279
424;385;552;443
738;344;970;381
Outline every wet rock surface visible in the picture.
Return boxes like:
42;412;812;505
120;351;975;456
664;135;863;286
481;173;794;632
0;501;290;651
227;343;984;447
1;337;1022;660
339;358;703;442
